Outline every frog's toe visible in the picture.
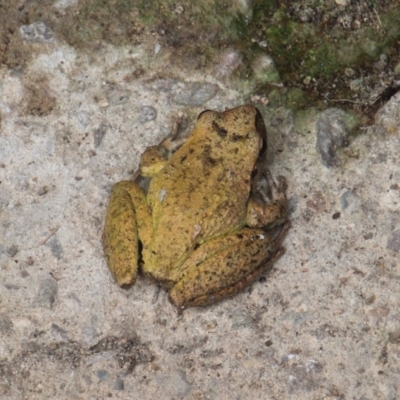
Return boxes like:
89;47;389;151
276;175;287;193
264;169;287;199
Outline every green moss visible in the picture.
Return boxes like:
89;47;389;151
2;0;399;113
267;89;285;108
294;108;319;136
58;0;145;47
286;88;312;110
304;42;342;79
267;88;312;110
55;0;275;57
244;1;400;85
47;0;400;90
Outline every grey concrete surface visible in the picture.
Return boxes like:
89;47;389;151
1;13;400;400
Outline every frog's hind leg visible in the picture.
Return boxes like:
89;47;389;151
187;247;285;308
169;222;290;308
102;181;152;287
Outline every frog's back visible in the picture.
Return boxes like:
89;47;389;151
145;106;263;279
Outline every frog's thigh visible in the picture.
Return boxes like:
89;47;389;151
102;181;151;287
186;247;285;307
169;228;280;308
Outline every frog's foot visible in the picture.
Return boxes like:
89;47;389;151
161;113;187;152
139;146;169;177
265;169;287;202
168;222;290;308
139;115;187;177
247;169;288;229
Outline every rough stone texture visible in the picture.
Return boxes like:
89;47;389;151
316;108;359;167
375;90;400;136
1;10;400;400
20;21;55;43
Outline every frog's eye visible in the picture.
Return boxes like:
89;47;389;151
197;109;212;120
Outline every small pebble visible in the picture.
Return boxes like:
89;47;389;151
172;82;218;106
139;106;157;124
20;21;54;42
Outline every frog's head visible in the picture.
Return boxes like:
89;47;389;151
196;105;268;161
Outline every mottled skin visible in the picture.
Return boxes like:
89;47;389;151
102;105;289;308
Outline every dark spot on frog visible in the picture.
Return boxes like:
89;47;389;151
202;144;212;153
252;248;261;257
236;233;243;239
180;155;187;163
212;121;227;138
200;144;219;168
231;134;242;141
207;157;217;165
189;148;194;154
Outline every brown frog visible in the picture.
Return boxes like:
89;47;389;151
102;105;289;308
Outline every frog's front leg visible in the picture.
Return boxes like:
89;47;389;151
102;181;152;287
168;223;290;308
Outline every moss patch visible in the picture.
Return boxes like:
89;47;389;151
1;0;399;114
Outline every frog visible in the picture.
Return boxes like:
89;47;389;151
102;104;290;309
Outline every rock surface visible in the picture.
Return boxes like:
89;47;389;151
1;2;400;400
